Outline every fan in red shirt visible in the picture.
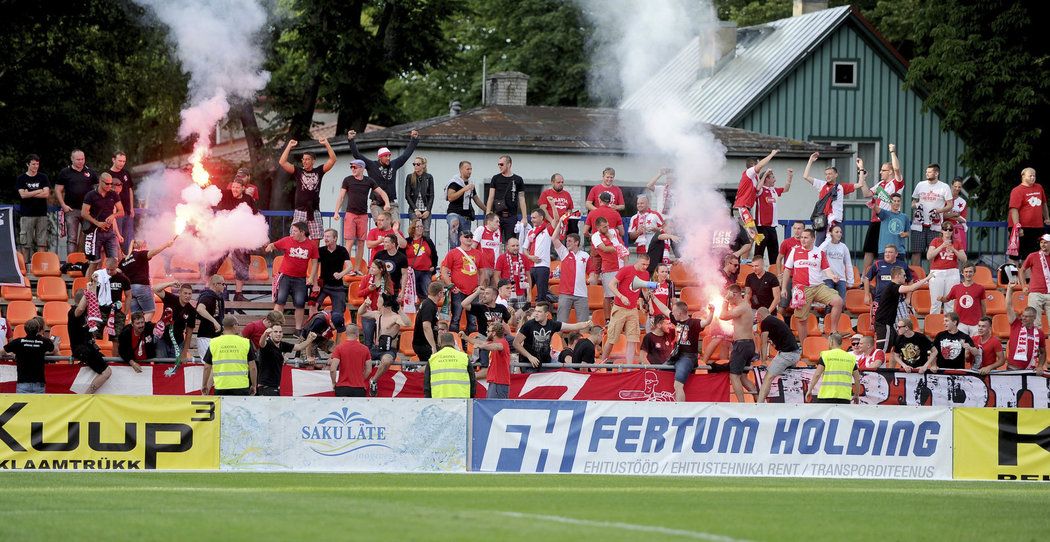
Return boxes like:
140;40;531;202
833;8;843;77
971;316;1005;374
926;226;966;315
266;221;320;330
365;211;406;261
753;169;792;263
941;263;985;335
1019;235;1050;321
539;173;575;238
585;167;625;213
733;150;778;214
329;326;373;397
645;263;676;322
473;212;502;289
495;237;533;300
601;254;657;365
464;323;513;399
1004;283;1047;374
581;191;623;244
852;336;885;370
781;228;843;340
441;231;482;333
1008;168;1050;263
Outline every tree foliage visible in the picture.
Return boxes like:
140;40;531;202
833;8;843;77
905;0;1050;214
385;0;594;122
0;0;186;185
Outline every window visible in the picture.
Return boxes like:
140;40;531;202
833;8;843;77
832;61;857;88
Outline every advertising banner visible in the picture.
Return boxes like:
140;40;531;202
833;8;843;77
755;367;1050;407
0;207;25;286
0;394;219;470
219;397;467;472
954;408;1050;481
2;363;730;402
471;400;953;479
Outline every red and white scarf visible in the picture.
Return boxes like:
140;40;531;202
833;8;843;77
1039;252;1050;292
1014;325;1040;368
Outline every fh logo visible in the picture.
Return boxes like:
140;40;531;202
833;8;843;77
473;402;586;473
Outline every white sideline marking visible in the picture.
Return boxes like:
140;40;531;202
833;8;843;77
496;511;749;542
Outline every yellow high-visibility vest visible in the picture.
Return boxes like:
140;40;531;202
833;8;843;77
818;348;856;400
428;347;470;398
208;334;251;390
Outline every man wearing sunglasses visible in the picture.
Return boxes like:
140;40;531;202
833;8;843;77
82;172;125;277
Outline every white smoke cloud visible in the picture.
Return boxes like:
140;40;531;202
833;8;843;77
580;0;735;312
131;0;273;268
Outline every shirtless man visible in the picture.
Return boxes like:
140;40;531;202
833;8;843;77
359;293;411;396
719;284;759;402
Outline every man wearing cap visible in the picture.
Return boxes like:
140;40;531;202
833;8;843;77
334;159;390;270
279;137;337;240
235;168;259;201
348;129;420;224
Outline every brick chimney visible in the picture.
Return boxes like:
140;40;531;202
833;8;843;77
793;0;828;17
483;72;529;107
699;21;737;77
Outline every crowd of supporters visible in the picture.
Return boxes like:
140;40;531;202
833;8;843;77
4;137;1047;400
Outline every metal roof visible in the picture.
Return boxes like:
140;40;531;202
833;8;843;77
309;105;851;158
621;6;854;126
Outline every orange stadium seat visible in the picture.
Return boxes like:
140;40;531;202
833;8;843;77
992;314;1011;339
36;276;68;302
16;252;27;277
10;325;25;340
51;324;71;357
71;277;89;296
823;313;854;335
217;259;235;281
984;290;1006;316
911;290;932;315
909;265;927;283
587;284;606;310
1010;291;1027;314
670;265;696;287
679;287;703;312
6;301;38;326
856;312;873;336
398;331;417;361
802;336;829;363
249;256;269;281
43;301;71;326
2;284;33;302
548;260;561;286
590;309;606;327
850;265;861;288
30;251;62;277
973;265;996;290
924;314;946;337
844;289;870;316
792;314;821;337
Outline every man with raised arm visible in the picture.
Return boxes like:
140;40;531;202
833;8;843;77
279;138;336;240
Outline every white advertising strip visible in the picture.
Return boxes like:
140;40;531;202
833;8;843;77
470;401;953;479
220;397;468;472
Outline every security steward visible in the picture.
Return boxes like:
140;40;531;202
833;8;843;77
423;332;476;398
808;333;862;404
202;315;257;396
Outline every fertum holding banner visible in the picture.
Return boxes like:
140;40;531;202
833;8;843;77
0;395;219;470
219;397;467;472
954;408;1050;481
471;401;953;479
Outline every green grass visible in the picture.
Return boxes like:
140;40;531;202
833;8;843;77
0;473;1045;541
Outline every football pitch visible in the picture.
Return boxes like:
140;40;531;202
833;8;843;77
0;473;1044;541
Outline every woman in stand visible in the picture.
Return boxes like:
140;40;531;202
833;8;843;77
406;219;438;307
405;157;435;236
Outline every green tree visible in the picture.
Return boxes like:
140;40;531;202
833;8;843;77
906;0;1050;215
0;0;186;185
386;0;594;122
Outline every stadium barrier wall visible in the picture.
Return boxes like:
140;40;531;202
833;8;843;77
219;397;468;472
0;395;220;471
469;400;954;480
756;367;1050;408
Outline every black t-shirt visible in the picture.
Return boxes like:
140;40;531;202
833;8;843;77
373;250;408;292
413;298;439;349
293;166;326;212
573;338;596;364
489;174;524;215
55;166;98;208
83;189;120;221
745;272;780;310
874;283;902;326
120;250;151;286
258;341;294;389
894;332;933;368
103;271;131;308
641;332;675;365
67;307;92;345
446;178;476;219
4;337;52;383
761;315;799;353
468;303;511;335
341;175;379;215
162;291;197;345
318;245;351;287
670;316;705;355
108;168;133;212
933;330;974;369
16;173;52;216
196;289;225;339
519;319;563;360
